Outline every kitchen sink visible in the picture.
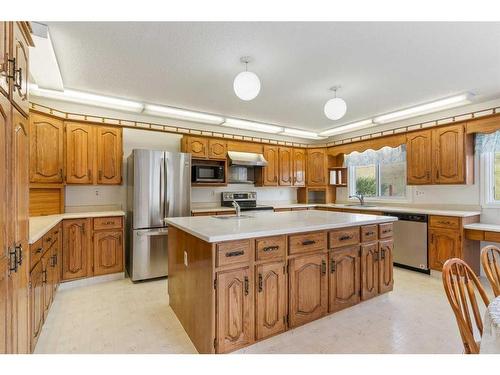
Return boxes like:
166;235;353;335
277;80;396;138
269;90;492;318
212;215;253;220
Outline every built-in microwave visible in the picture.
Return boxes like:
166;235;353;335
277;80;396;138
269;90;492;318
192;163;225;183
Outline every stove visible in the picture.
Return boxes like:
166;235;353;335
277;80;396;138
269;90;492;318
221;191;274;212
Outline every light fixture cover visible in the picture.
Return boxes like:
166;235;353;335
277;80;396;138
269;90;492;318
324;97;347;120
144;104;224;124
223;118;283;134
233;71;261;101
281;128;326;140
319;119;374;137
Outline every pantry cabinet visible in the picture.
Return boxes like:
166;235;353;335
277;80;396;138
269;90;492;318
62;219;91;281
65;123;94;184
329;246;360;313
29;113;64;183
307;148;328;186
292;148;306;186
96;126;122;184
216;267;254;353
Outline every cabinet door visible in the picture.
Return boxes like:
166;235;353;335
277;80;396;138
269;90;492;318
406;130;432;185
432;125;465;184
0;22;10;98
62;219;91;281
65;123;94;184
93;231;123;276
0;95;8;354
378;239;394;294
278;147;292;186
360;242;379;301
329;246;360;313
292;148;306;186
208;139;227;160
288;253;327;328
262;146;279;186
429;228;461;271
185;136;208;158
29;113;64;183
11;22;30;117
216;267;254;353
29;260;44;353
307;148;327;186
41;251;52;319
96;126;122;184
255;262;286;340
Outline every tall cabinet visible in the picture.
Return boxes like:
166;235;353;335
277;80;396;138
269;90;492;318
0;22;33;354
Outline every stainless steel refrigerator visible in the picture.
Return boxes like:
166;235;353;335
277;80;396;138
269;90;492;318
126;149;191;281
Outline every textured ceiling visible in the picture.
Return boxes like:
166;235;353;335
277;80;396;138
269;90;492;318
46;22;500;132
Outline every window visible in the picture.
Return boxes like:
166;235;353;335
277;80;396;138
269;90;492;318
477;131;500;206
495;152;500;201
346;145;407;199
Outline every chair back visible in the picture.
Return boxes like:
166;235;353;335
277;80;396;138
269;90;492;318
442;258;490;354
481;245;500;297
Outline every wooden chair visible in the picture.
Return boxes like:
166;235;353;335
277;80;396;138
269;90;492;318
481;245;500;297
442;258;490;354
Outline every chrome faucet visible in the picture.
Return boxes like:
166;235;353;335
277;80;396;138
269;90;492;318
349;193;365;206
232;200;241;217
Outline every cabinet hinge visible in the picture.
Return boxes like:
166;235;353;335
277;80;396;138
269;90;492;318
213;338;217;349
286;315;289;325
213;279;217;289
29;281;32;289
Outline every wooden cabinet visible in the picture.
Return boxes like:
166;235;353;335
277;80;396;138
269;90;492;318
360;242;379;301
11;23;30;117
292;148;306;186
184;136;208;158
255;262;286;340
62;218;91;281
93;231;123;276
41;251;52;319
329;246;360;313
278;147;292;186
216;267;254;353
378;239;394;294
0;22;10;98
261;146;279;186
406;130;432;185
96;126;122;184
65;123;94;184
432;124;468;184
429;227;461;271
208;139;227;160
307;148;328;186
288;252;328;328
29;113;64;183
29;260;44;352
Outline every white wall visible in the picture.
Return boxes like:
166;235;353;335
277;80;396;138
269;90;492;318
191;185;297;204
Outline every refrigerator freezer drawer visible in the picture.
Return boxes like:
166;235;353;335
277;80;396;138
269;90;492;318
129;228;169;281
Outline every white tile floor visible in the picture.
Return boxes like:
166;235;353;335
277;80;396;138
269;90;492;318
34;268;494;354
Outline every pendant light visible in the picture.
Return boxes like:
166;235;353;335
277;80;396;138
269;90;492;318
233;56;261;101
324;86;347;120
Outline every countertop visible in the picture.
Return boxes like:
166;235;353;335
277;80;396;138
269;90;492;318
190;202;481;218
29;211;126;244
166;210;398;243
463;223;500;233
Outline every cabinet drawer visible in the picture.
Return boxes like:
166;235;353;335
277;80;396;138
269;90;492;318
379;223;394;239
42;225;60;250
361;225;378;243
288;231;326;255
484;231;500;243
93;216;123;230
255;235;286;261
429;216;460;229
216;239;252;267
329;227;360;249
30;238;44;269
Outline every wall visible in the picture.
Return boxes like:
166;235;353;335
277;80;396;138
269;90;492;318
191;184;297;205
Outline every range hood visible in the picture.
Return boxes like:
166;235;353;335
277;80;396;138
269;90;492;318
228;151;268;167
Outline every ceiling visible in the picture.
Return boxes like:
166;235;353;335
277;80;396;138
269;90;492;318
45;22;500;132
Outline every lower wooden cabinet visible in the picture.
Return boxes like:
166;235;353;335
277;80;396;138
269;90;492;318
216;267;254;353
93;230;123;276
41;251;52;319
429;227;460;271
378;239;394;294
62;218;91;281
288;252;328;328
255;262;286;340
329;246;360;313
29;259;44;352
360;242;379;301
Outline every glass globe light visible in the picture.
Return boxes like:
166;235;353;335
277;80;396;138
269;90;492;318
324;97;347;120
233;71;261;101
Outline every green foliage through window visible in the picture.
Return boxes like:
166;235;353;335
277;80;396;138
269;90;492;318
355;176;376;196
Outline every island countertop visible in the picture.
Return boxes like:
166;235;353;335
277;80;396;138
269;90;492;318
165;210;398;243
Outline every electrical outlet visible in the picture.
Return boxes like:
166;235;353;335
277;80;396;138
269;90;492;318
95;189;100;196
415;190;425;197
184;250;188;267
210;190;215;197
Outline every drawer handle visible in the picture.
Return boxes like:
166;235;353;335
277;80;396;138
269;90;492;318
380;248;386;260
36;247;43;254
258;273;263;292
244;276;249;295
105;221;114;225
45;237;52;242
225;250;244;258
321;260;326;275
262;245;279;252
339;235;353;241
330;259;336;273
438;221;452;225
364;231;375;236
301;240;316;246
382;229;392;234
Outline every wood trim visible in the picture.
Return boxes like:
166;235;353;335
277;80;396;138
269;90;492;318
466;114;500;134
328;134;406;156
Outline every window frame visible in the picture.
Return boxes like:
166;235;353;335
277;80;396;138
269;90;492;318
480;151;500;208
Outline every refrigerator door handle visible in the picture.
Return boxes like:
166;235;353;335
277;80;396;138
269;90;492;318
160;157;165;224
165;156;171;219
137;229;169;237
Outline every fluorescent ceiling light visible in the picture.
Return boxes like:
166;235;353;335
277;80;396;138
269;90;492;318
373;94;473;124
144;104;224;125
281;128;326;140
223;118;283;134
29;85;144;113
319;119;374;137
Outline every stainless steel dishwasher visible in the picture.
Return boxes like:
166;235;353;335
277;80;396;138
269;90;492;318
383;212;429;274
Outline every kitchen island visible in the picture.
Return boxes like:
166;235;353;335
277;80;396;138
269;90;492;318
166;210;398;354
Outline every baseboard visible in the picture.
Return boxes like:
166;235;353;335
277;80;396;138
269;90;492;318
58;272;125;291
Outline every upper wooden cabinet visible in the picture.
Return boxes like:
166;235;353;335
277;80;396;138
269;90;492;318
278;147;292;186
96;126;122;184
0;22;10;99
292;148;306;187
11;23;31;117
307;148;328;186
182;136;227;160
406;124;473;185
65;123;94;184
29;113;64;183
406;130;432;185
208;139;227;160
260;145;279;186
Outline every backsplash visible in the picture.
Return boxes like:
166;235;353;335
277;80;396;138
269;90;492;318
191;185;298;204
